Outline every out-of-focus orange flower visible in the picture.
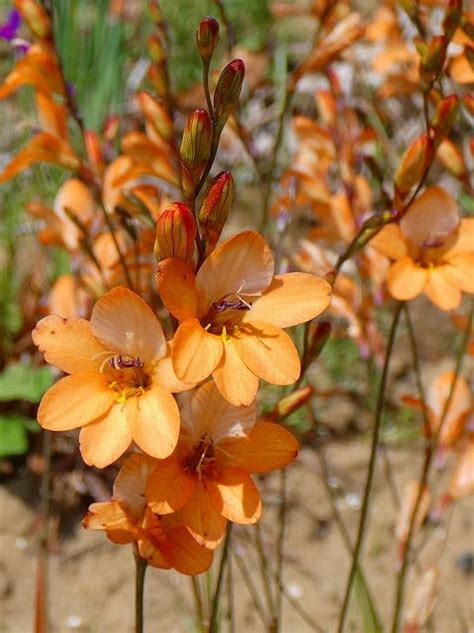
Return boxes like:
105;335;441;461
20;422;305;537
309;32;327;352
403;371;471;448
33;287;186;468
157;231;331;405
84;453;213;574
146;381;299;548
372;186;474;310
449;440;474;499
0;91;80;182
0;42;64;99
395;480;431;560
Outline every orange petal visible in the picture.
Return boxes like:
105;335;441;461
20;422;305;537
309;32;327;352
446;218;474;256
37;373;114;431
400;186;459;249
126;384;180;459
179;483;227;549
212;339;259;407
154;343;195;393
195;231;274;313
156;258;199;321
243;273;331;328
79;404;133;468
386;257;428;301
113;453;157;520
83;500;137;544
146;457;196;514
370;224;408;260
162;525;214;575
212;469;262;524
449;441;474;498
233;321;301;386
222;422;299;473
424;268;462;311
36;91;68;138
443;254;474;293
0;133;79;183
91;287;166;363
181;380;256;442
32;315;106;374
172;319;223;383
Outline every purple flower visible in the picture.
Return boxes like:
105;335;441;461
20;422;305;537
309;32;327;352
0;9;21;42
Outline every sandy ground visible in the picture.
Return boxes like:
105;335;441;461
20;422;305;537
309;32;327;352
1;437;473;633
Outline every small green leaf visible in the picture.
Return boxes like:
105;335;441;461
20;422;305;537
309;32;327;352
0;364;54;403
353;570;383;633
0;415;38;458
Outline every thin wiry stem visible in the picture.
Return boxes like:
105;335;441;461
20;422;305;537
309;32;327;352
390;303;473;633
134;553;148;633
337;301;403;633
274;469;287;631
226;549;235;633
191;576;206;633
232;547;270;629
209;524;232;633
253;523;276;618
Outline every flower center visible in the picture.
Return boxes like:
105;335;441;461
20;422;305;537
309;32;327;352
185;436;217;478
202;292;252;336
94;352;151;403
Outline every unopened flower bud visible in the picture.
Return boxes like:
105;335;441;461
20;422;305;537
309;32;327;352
154;202;197;262
14;0;51;40
432;94;459;137
273;386;313;421
436;139;467;179
395;133;432;195
307;321;331;362
147;34;166;64
420;36;447;88
196;16;219;62
138;92;173;142
180;109;212;199
443;0;462;40
103;114;119;143
213;59;245;128
198;171;234;247
84;131;104;176
148;1;164;26
147;64;168;99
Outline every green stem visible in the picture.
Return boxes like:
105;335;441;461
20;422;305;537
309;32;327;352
337;301;403;633
274;470;287;631
390;303;473;633
191;576;206;633
209;524;232;633
134;553;148;633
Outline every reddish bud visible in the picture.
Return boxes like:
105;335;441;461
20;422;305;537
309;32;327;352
395;134;432;195
436;139;467;179
84;131;105;176
443;0;462;40
213;59;245;128
196;16;219;62
198;171;234;247
155;202;197;262
138;92;173;142
180;109;212;199
148;1;164;25
273;386;313;421
432;94;459;136
103;114;119;143
307;321;331;362
147;64;168;99
14;0;52;40
147;34;167;64
463;94;474;116
420;36;447;88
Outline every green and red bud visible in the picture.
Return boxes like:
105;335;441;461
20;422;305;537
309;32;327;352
436;139;467;179
213;59;245;128
148;0;164;26
138;92;173;143
147;34;167;65
273;386;313;421
84;131;105;176
395;133;432;195
432;94;459;137
198;171;234;247
180;109;213;199
442;0;462;41
307;321;331;363
147;64;168;99
419;35;447;89
154;202;197;262
196;16;219;62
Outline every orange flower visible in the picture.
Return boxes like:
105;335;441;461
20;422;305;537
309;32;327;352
372;186;474;310
403;371;471;448
146;381;299;549
33;287;186;467
157;231;331;405
84;453;213;575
